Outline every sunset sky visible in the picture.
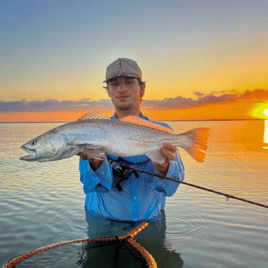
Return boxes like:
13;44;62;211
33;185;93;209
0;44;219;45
1;0;268;122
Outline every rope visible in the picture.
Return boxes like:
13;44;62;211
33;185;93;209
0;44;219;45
126;237;157;268
117;163;268;209
2;222;157;268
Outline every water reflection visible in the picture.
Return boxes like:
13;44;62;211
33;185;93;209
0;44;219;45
79;210;184;267
263;120;268;149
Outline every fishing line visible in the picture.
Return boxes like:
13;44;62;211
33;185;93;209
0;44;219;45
111;161;268;209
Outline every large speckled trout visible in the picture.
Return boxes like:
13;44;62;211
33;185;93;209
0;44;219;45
20;111;210;164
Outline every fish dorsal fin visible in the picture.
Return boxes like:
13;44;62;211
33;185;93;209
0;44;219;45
119;116;173;134
77;110;108;121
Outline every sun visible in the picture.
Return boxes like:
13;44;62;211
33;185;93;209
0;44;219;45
249;103;268;119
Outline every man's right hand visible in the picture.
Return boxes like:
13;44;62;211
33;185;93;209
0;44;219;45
77;149;106;170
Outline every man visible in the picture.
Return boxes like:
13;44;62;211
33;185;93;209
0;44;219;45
78;58;184;223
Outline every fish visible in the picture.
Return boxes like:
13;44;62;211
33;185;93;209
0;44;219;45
20;111;210;164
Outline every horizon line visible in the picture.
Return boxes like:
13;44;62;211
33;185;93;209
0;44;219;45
0;118;266;124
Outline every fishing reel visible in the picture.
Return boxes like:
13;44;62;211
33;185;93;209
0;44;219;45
110;160;139;192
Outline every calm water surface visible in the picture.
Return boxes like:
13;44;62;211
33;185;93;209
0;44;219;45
0;120;267;267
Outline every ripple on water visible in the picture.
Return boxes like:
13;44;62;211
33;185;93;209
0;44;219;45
166;210;210;238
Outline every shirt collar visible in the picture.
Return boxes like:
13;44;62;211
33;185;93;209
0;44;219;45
110;112;149;120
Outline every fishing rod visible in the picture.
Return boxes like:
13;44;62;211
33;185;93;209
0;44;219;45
110;161;268;209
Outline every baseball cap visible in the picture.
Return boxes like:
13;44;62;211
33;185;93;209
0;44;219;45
103;58;142;83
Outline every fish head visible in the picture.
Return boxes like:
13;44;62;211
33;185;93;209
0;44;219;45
20;131;67;162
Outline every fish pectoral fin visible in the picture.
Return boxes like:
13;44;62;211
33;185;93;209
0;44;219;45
69;141;105;160
82;148;106;160
146;150;166;164
76;144;102;149
67;139;102;150
67;137;81;146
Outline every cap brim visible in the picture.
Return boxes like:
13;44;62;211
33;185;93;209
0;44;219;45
103;75;140;83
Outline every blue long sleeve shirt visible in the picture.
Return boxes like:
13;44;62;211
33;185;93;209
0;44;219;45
79;113;185;222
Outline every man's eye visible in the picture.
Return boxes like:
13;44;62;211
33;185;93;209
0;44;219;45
125;80;133;85
110;83;119;87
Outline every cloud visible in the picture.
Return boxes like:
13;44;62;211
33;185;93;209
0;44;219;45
0;89;267;112
193;91;205;97
142;89;268;109
0;99;113;112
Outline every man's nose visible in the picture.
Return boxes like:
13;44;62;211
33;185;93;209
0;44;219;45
118;82;127;92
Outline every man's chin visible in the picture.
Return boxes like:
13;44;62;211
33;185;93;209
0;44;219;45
116;104;133;111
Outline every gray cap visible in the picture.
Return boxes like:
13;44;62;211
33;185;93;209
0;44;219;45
104;58;142;82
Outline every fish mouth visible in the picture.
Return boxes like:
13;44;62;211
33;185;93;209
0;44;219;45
20;146;37;161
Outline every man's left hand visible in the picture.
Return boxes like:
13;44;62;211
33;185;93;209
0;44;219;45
151;143;177;176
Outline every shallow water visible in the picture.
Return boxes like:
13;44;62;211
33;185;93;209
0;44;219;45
0;120;268;267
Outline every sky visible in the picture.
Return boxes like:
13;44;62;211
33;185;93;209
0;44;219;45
1;0;268;122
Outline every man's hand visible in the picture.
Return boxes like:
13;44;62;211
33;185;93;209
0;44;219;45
151;143;177;176
77;149;106;171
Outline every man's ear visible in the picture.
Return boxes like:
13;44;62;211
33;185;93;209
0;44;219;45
140;83;145;95
107;87;111;97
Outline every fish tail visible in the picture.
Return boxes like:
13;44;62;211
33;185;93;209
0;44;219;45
174;128;211;163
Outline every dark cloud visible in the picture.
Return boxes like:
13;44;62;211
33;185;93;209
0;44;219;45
193;91;205;97
0;99;113;112
0;89;267;112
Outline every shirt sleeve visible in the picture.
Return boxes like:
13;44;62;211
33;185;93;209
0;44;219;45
79;157;113;193
149;121;185;196
152;151;185;196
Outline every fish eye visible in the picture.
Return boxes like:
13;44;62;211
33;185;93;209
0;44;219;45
31;140;37;146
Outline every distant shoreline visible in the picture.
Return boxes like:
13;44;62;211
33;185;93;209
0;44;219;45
0;118;266;124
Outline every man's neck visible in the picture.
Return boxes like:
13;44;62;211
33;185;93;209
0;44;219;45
115;108;141;119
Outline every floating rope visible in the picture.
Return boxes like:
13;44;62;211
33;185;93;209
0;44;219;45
3;222;157;268
115;162;268;209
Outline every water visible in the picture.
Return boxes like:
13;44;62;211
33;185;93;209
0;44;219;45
0;120;268;267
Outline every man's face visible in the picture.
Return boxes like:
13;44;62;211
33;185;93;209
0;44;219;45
107;77;145;111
